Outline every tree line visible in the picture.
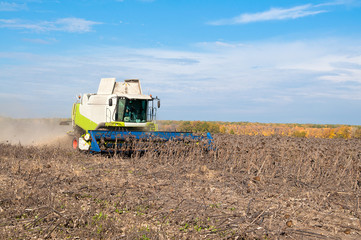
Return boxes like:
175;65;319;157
158;120;361;139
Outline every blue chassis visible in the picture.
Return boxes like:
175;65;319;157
88;130;213;153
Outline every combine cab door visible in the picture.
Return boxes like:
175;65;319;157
106;97;117;122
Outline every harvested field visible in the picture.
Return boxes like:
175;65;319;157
1;134;361;239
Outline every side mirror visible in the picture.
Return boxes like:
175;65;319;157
109;99;113;106
157;100;160;108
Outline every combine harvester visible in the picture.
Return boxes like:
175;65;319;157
71;78;212;153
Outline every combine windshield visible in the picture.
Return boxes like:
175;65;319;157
115;98;148;123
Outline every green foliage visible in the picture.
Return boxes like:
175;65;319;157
292;130;307;138
140;235;150;240
179;121;192;132
334;126;351;139
179;223;189;232
135;205;149;216
353;127;361;138
209;203;221;208
115;208;128;214
92;212;107;222
159;120;361;139
97;224;103;234
91;212;107;235
177;121;220;133
309;124;324;128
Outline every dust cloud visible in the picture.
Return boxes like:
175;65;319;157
0;117;73;148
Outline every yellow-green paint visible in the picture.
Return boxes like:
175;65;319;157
73;104;98;131
71;103;77;121
147;122;158;131
105;122;125;127
105;121;158;130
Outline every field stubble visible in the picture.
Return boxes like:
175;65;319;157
1;134;361;239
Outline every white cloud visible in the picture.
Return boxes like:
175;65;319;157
0;17;102;33
316;0;359;7
0;18;44;31
54;18;101;33
0;2;26;11
208;2;339;25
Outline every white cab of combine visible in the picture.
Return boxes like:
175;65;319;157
72;78;159;137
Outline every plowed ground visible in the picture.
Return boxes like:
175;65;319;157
1;134;361;239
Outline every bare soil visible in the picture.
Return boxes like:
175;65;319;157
1;134;361;239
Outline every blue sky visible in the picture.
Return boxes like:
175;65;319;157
1;0;361;124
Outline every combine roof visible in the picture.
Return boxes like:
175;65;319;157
97;78;151;100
